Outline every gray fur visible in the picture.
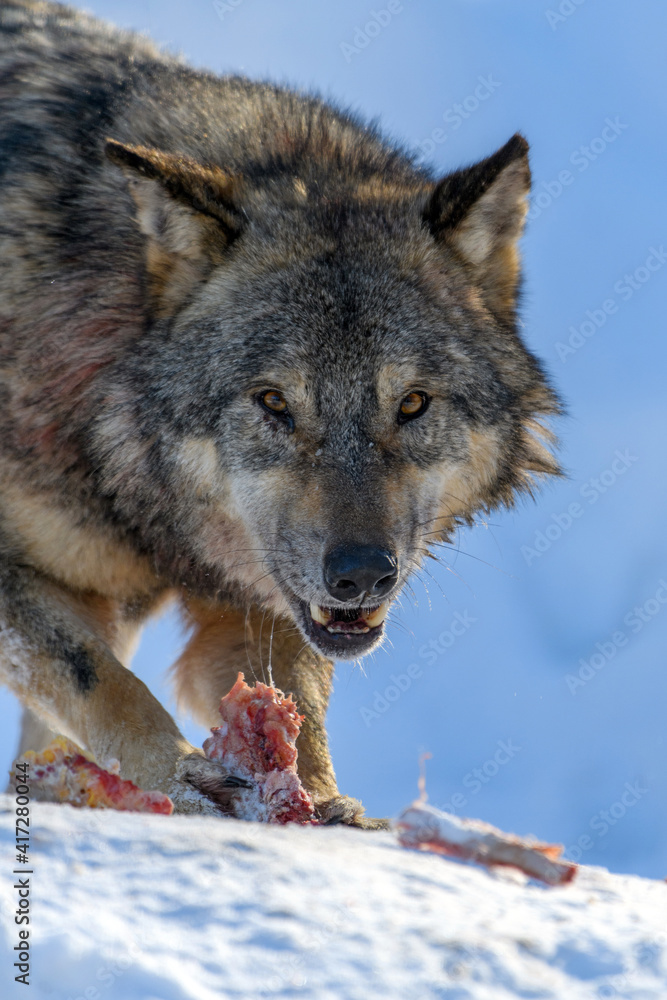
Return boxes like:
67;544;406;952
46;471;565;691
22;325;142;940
0;0;560;818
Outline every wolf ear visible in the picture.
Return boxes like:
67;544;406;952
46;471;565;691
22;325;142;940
105;139;245;317
423;134;530;321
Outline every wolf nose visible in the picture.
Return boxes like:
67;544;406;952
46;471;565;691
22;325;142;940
324;545;398;602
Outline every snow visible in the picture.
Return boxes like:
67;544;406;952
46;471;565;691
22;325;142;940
1;799;666;1000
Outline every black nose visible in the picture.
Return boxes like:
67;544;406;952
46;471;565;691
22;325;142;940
324;544;398;603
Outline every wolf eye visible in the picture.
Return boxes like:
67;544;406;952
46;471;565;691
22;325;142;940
257;389;294;432
261;390;288;413
398;392;429;423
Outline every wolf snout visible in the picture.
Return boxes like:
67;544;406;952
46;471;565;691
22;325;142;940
323;544;398;603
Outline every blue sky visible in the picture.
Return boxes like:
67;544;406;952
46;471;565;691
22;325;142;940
2;0;666;877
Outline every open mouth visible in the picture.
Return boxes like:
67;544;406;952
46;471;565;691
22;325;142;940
297;599;390;658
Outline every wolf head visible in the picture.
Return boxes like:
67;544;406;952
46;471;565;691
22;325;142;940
99;131;560;659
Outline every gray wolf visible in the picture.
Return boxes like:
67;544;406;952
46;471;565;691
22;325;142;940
0;0;560;823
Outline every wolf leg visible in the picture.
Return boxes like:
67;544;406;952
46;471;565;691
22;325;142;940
15;706;57;757
0;565;248;814
4;706;56;792
174;599;388;827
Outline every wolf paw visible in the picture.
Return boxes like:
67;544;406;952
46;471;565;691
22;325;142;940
315;794;390;830
166;750;252;816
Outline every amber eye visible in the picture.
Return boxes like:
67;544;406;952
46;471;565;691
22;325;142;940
261;390;288;413
398;391;429;423
257;389;294;432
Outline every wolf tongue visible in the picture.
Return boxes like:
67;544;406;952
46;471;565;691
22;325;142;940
327;618;370;634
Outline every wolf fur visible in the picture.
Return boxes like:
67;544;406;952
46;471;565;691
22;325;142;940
0;0;560;822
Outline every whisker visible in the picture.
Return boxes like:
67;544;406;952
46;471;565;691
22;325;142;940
386;612;414;641
416;512;501;532
223;558;275;574
237;569;277;595
257;604;269;685
267;613;276;687
243;605;257;684
420;552;472;595
425;538;513;578
292;640;313;664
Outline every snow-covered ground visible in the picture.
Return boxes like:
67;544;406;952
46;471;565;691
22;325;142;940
1;800;665;1000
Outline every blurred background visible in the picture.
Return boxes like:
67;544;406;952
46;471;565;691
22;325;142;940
2;0;665;878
